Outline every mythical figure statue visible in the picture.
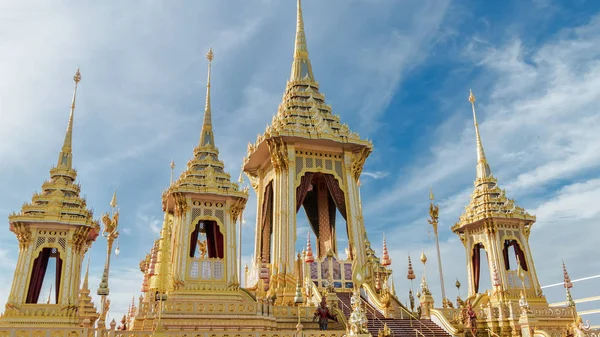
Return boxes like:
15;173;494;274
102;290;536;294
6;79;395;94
461;302;477;337
571;315;591;337
347;290;369;335
428;203;439;225
117;314;128;331
101;212;119;237
197;239;207;258
378;323;392;337
313;297;337;331
519;291;531;315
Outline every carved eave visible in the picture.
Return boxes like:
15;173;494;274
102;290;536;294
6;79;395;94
452;176;536;233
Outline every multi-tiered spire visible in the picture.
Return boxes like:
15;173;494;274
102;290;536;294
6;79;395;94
78;257;99;325
163;49;247;200
244;0;372;167
453;90;535;230
290;0;314;82
468;90;491;180
381;235;391;266
200;48;215;148
9;68;99;232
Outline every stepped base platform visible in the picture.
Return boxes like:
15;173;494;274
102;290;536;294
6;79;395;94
336;292;451;337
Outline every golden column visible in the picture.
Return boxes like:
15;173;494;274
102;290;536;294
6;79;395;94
97;190;120;329
427;188;447;307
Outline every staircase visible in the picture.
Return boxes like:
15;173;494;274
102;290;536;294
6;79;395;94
336;292;450;337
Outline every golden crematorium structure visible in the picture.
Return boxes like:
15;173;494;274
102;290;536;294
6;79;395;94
0;1;595;337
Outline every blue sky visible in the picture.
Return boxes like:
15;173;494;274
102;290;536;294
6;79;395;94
1;0;599;326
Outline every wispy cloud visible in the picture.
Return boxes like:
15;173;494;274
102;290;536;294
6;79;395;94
362;171;390;180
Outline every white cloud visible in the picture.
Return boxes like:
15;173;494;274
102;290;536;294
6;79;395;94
362;171;390;180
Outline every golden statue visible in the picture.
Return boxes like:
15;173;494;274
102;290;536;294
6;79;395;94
197;239;207;258
101;211;119;237
428;203;439;225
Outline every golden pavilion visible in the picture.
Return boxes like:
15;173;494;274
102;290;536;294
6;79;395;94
0;1;593;337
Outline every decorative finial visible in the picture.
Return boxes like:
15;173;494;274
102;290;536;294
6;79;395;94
455;279;461;290
58;68;82;168
290;0;315;81
170;160;175;185
199;47;215;147
110;189;118;209
491;262;501;287
562;260;572;289
407;255;416;280
381;234;391;266
468;89;491;179
562;260;575;307
429;186;434;201
305;231;314;263
238;171;244;185
420;250;427;264
207;47;214;62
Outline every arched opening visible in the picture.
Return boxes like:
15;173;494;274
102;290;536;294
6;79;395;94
502;239;528;271
189;220;224;259
471;243;491;294
296;172;347;259
26;247;63;304
258;182;274;263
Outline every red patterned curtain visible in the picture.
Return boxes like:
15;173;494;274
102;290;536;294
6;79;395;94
296;173;314;212
503;241;511;270
472;244;481;294
512;240;528;271
206;221;224;259
323;174;347;220
261;183;274;261
26;248;51;303
189;224;200;258
55;252;63;303
302;188;319;237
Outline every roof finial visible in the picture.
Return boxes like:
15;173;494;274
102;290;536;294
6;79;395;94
290;0;315;81
199;48;215;147
170;160;175;185
57;68;81;168
429;186;435;201
110;189;118;209
469;89;492;179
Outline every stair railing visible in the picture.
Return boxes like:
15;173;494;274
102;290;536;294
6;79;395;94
487;328;501;337
415;328;426;337
396;304;437;336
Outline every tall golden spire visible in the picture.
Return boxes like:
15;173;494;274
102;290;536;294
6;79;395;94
469;89;491;179
289;0;315;82
57;68;81;169
199;48;215;147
